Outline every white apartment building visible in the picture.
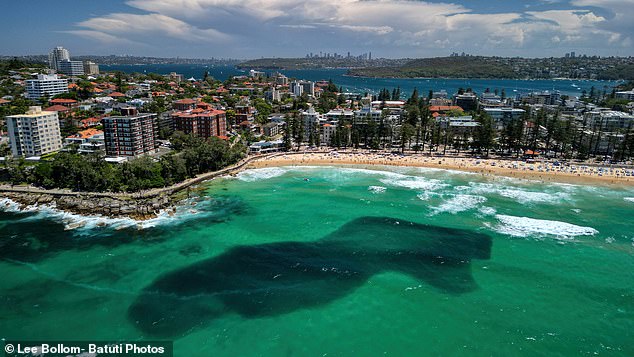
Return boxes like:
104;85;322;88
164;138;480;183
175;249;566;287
290;81;304;97
584;110;634;131
300;106;321;138
58;60;84;76
290;81;315;97
321;123;337;145
48;46;70;71
6;106;62;157
83;61;100;75
25;74;69;99
615;90;634;101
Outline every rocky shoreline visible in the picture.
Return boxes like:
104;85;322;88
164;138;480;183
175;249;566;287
1;191;178;221
0;153;281;221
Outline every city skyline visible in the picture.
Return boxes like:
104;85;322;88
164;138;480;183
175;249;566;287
2;0;634;59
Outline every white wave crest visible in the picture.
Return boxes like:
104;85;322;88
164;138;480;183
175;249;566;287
624;197;634;203
468;183;570;204
494;214;598;239
0;197;206;232
368;186;387;194
236;167;288;182
0;197;22;212
431;194;486;214
479;206;497;216
379;176;448;191
498;189;569;204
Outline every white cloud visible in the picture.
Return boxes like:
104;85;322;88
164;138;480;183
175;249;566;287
76;12;229;44
67;0;634;57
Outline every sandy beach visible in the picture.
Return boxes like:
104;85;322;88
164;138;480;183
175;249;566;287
248;151;634;186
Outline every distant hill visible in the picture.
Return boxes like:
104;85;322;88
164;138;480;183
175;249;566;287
347;56;634;80
347;56;518;79
596;64;634;80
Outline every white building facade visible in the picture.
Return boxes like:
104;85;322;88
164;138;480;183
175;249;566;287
58;60;85;76
26;74;69;99
83;61;100;75
6;107;63;157
48;46;70;71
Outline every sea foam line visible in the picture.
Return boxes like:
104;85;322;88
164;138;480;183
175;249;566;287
0;197;203;232
494;214;598;240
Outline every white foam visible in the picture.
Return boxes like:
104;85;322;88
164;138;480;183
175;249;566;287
479;206;497;216
467;183;570;204
431;194;486;214
368;186;387;194
0;197;206;233
498;189;569;204
624;197;634;203
379;176;448;191
0;197;21;212
236;167;288;182
494;214;598;240
417;192;435;201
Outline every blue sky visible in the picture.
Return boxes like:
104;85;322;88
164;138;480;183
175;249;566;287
2;0;633;59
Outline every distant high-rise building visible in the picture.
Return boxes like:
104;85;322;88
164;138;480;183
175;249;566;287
48;46;70;71
301;81;315;96
57;60;84;76
290;81;304;97
275;73;288;86
83;61;100;75
291;81;314;96
102;113;158;157
369;52;372;60
570;51;576;58
25;74;68;99
6;106;62;157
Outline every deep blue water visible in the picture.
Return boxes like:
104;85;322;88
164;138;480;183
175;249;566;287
102;64;621;98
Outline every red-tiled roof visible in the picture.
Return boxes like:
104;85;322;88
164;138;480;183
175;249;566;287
50;98;77;104
429;105;463;112
45;105;71;112
67;128;103;139
109;92;125;97
174;98;197;104
0;98;10;104
81;117;100;125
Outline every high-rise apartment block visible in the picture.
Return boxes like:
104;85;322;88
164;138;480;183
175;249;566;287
83;61;100;75
102;113;158;157
25;74;69;99
57;60;84;76
6;106;62;157
48;46;70;71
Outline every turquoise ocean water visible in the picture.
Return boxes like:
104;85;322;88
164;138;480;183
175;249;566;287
1;165;633;356
101;64;620;98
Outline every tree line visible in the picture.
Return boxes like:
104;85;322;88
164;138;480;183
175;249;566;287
279;87;634;162
0;132;246;192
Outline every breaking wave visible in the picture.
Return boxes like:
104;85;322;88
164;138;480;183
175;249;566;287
431;195;487;215
494;214;598;240
0;197;210;233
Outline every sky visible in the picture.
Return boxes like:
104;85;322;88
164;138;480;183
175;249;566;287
2;0;633;59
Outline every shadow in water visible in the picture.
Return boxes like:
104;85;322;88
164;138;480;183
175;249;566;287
129;216;492;337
